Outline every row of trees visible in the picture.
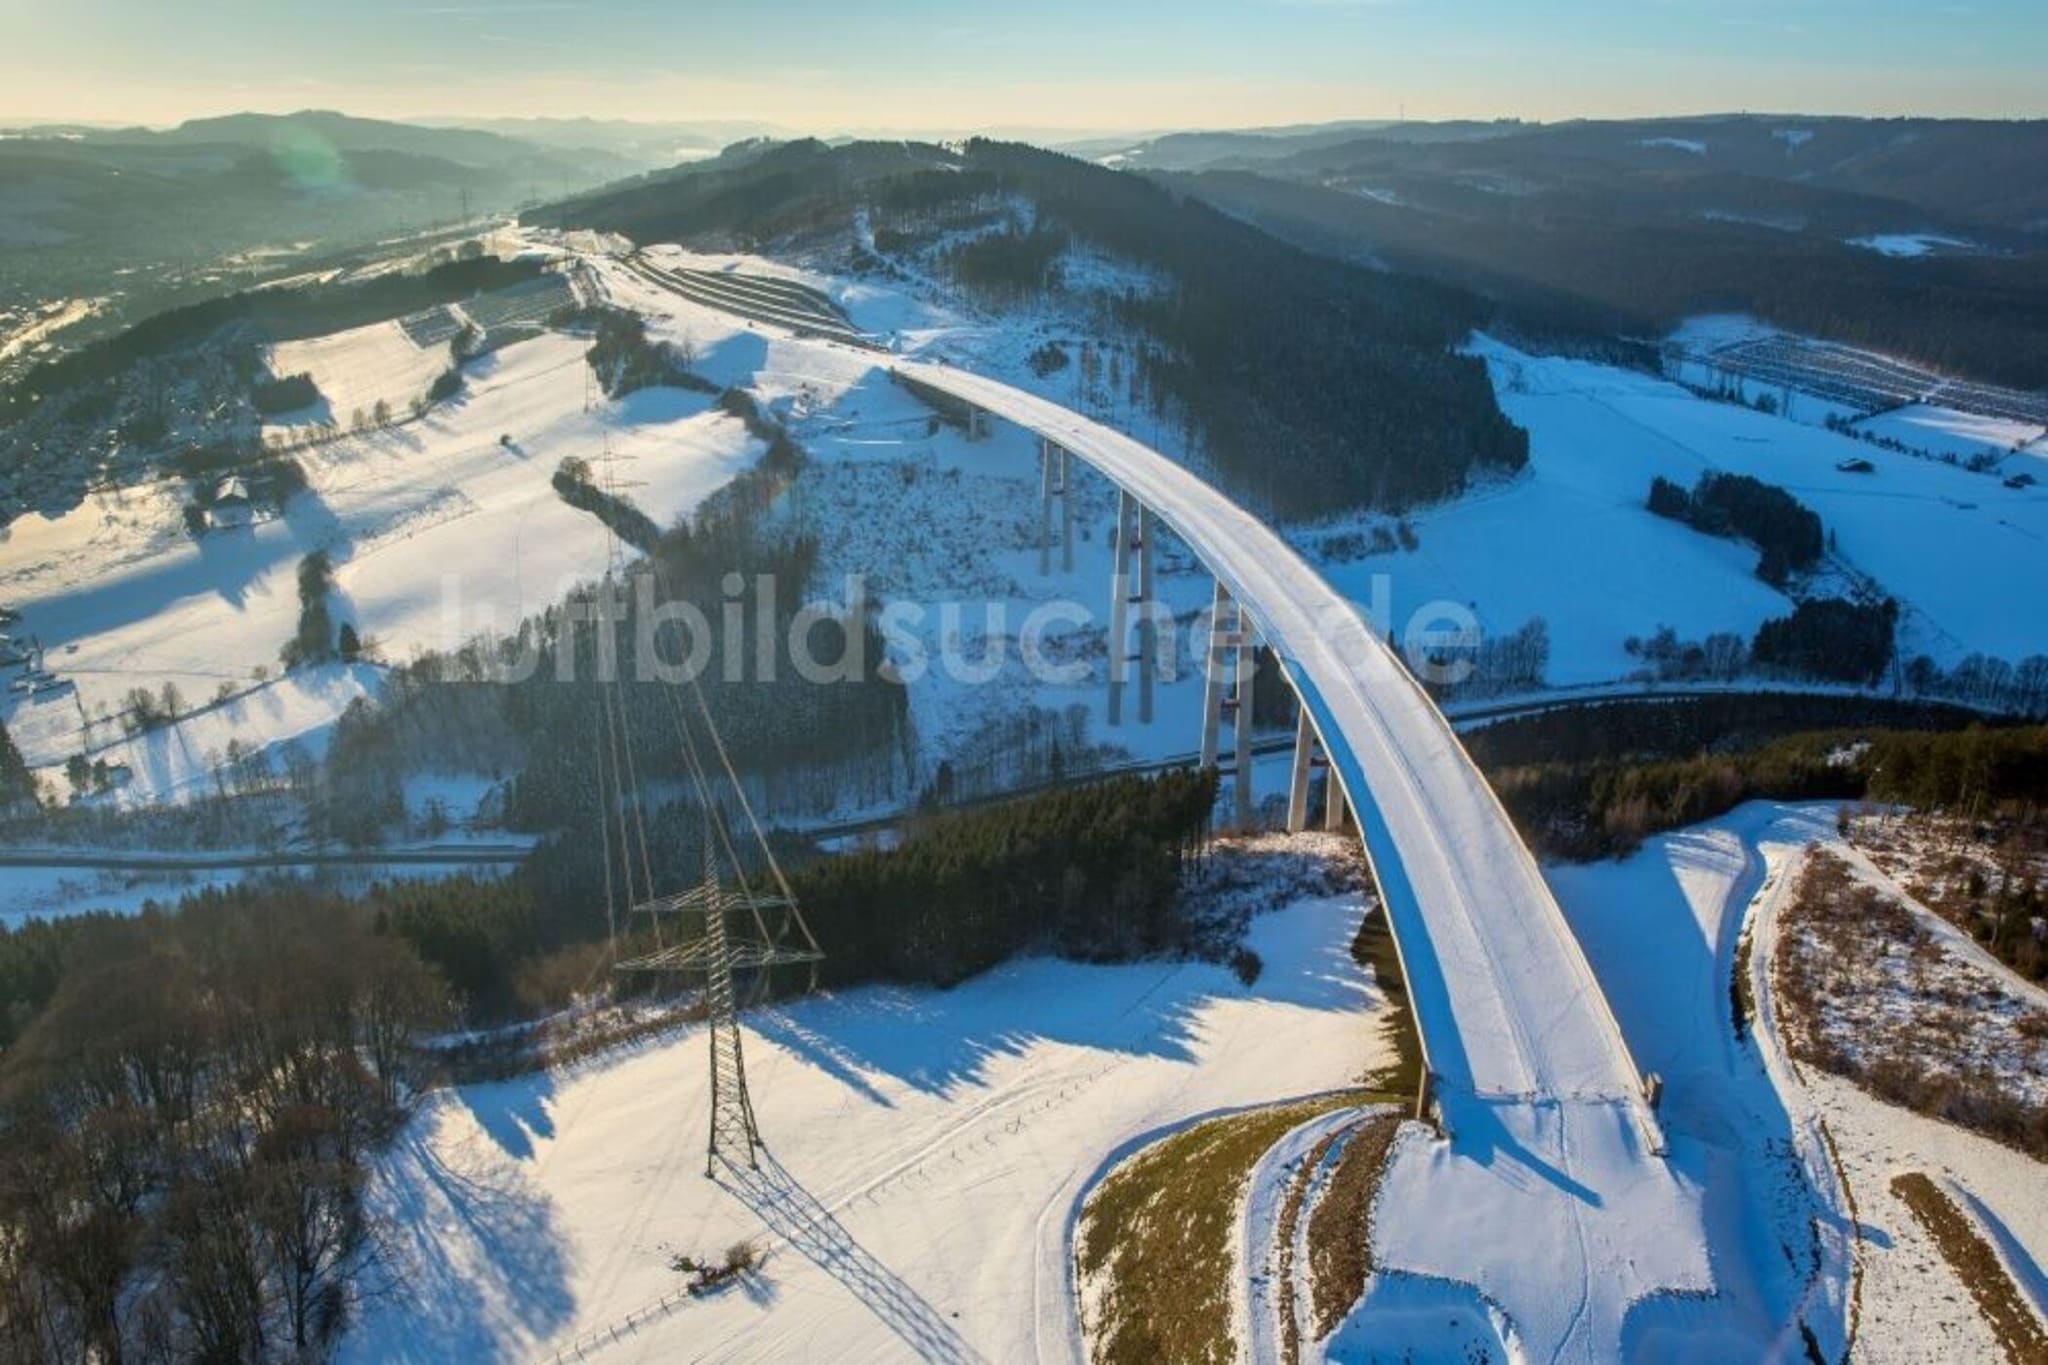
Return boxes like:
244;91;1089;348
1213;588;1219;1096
1904;652;2048;718
280;550;344;669
1431;618;1551;699
553;456;660;552
577;306;716;400
1478;700;2048;859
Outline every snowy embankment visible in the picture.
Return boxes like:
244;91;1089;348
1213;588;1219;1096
342;892;1386;1365
1235;1103;1392;1365
1543;801;2048;1363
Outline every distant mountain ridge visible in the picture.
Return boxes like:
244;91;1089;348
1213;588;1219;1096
1092;115;2048;235
0;110;670;323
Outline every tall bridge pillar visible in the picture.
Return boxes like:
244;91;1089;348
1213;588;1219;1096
1038;438;1054;576
1107;489;1134;726
1232;621;1254;828
1200;581;1230;768
1037;439;1076;576
1198;581;1255;826
1058;446;1074;573
1287;710;1316;833
1134;503;1155;726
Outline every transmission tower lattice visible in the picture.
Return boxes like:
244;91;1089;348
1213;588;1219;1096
614;859;823;1173
584;413;822;1175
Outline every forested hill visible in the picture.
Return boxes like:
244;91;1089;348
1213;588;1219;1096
1162;121;2048;391
534;139;1529;519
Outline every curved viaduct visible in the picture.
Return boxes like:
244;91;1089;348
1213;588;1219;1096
896;360;1661;1144
885;360;1715;1360
606;245;1713;1355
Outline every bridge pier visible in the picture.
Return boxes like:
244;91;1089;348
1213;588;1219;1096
1038;438;1054;576
1107;489;1133;725
1287;710;1315;833
1134;503;1155;725
1058;447;1073;572
1225;595;1254;828
1106;489;1159;727
1199;580;1255;824
1037;438;1075;575
1324;762;1349;832
1200;581;1230;768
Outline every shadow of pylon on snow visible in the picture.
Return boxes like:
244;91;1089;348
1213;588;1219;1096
719;1150;986;1365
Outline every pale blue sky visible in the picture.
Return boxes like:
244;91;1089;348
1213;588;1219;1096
3;0;2042;131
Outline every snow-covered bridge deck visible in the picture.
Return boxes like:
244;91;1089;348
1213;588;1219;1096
897;360;1649;1123
898;361;1712;1359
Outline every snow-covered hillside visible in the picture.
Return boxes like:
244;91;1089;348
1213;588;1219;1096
342;885;1387;1364
1315;338;2048;684
1;326;758;802
1546;802;2047;1363
17;231;2046;815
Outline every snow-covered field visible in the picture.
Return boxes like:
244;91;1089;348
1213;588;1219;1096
342;885;1387;1364
18;236;2047;817
20;229;2048;1358
265;318;452;430
1316;338;2048;683
331;797;2046;1365
1;324;758;802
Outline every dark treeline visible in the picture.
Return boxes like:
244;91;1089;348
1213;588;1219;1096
0;888;447;1363
789;768;1220;987
281;550;338;669
926;141;1530;518
1482;716;2048;860
248;372;320;417
4;255;543;420
942;224;1070;306
1464;692;2001;771
537;138;1529;521
1752;597;1899;684
574;304;719;400
1648;471;1824;586
0;722;31;809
